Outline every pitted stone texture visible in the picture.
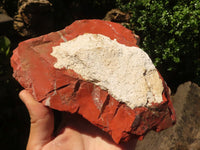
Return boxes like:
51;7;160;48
51;33;163;109
11;19;175;144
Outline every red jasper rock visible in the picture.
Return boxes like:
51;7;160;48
11;19;175;144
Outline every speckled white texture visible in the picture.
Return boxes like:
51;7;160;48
51;33;164;109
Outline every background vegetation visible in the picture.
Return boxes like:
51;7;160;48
0;0;199;149
117;0;200;91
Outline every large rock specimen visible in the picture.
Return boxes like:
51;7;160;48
135;81;200;150
11;19;175;144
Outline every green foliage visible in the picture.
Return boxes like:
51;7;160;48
0;36;11;76
117;0;200;89
0;36;10;56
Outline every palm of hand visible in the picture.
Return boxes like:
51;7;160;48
43;113;123;150
19;90;136;150
43;124;121;150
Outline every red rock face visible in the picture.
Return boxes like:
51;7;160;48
11;19;175;144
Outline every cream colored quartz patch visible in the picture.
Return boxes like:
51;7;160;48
51;33;164;109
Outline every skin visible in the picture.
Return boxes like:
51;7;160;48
19;90;137;150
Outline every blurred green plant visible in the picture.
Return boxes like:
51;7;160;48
0;36;11;76
116;0;200;89
0;36;10;56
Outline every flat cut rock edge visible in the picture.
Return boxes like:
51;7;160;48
11;19;176;144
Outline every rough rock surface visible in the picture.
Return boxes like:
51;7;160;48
11;19;175;144
135;81;200;150
13;0;54;37
103;9;130;23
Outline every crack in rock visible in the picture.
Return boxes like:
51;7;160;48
98;94;110;119
47;83;71;95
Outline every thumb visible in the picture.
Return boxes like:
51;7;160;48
19;90;54;149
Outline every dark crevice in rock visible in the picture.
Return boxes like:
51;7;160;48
98;94;110;119
47;83;70;95
73;80;81;95
69;80;82;99
145;99;149;107
75;106;80;114
40;83;71;102
143;69;147;76
113;102;124;117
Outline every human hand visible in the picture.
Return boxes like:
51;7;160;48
19;90;137;150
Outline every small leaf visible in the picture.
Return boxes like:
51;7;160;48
5;48;10;56
0;36;11;56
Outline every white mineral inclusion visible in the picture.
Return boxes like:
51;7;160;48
51;33;164;109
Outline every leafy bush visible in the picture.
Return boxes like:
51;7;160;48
117;0;200;90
